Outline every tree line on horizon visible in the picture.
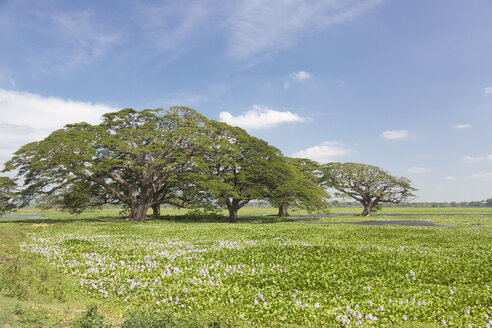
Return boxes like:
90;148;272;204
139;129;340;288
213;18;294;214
0;107;417;221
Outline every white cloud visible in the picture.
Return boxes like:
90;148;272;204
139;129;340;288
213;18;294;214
454;124;471;129
407;167;430;174
292;141;350;163
0;89;116;163
283;70;312;89
462;154;492;163
462;155;483;163
469;172;492;179
382;130;409;140
446;176;456;181
292;71;312;81
228;0;384;59
219;105;307;130
484;87;492;95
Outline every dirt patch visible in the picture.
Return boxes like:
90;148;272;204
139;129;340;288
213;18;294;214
0;256;17;263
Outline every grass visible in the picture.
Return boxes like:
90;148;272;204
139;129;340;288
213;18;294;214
0;223;96;328
0;207;491;327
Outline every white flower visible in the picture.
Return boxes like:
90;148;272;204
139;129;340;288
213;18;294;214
403;314;407;320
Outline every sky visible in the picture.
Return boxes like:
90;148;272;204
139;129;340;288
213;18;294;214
0;0;491;202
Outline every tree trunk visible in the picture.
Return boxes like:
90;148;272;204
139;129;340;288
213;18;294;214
361;205;372;216
227;206;239;222
278;205;290;217
360;200;376;216
224;198;242;222
152;204;160;217
130;203;149;221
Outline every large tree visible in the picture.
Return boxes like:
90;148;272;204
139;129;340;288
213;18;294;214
198;121;283;222
267;157;329;217
320;162;416;216
3;107;210;220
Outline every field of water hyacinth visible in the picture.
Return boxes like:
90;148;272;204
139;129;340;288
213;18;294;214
6;212;489;328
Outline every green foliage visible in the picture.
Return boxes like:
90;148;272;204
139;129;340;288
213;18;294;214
321;162;417;216
267;157;329;216
0;177;17;214
197;121;284;221
2;107;211;220
71;304;111;328
12;303;49;325
122;310;229;328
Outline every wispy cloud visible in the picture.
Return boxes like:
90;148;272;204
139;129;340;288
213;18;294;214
0;89;116;163
446;176;456;181
454;123;471;129
134;1;210;52
33;10;121;73
462;154;492;163
382;129;409;140
407;167;430;174
219;105;307;130
292;141;350;163
0;72;16;88
484;87;492;95
227;0;384;59
469;172;492;179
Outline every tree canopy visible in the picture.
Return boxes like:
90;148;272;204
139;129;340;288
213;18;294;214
266;157;329;217
3;107;210;220
320;162;416;216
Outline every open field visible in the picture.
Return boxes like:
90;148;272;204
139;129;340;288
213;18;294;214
0;208;491;327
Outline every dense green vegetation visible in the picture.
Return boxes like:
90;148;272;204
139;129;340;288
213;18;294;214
1;208;491;327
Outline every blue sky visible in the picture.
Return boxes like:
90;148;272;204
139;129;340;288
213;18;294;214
0;0;491;202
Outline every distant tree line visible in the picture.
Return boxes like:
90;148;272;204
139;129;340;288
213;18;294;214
328;200;492;208
0;107;417;220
